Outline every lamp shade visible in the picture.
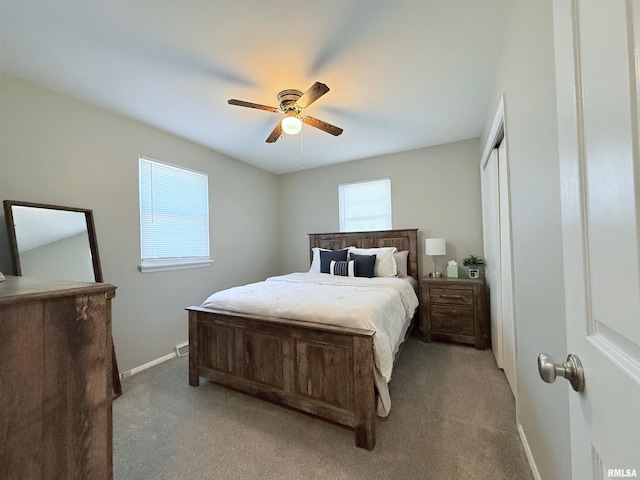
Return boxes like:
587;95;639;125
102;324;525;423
281;114;302;135
425;238;446;256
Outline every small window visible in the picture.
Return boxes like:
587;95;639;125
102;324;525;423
338;178;392;232
138;156;212;273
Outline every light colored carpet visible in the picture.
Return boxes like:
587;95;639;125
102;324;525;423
113;338;533;480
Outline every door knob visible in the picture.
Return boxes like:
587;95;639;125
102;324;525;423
537;353;585;392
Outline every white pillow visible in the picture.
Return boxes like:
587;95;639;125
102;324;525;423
394;250;409;277
309;247;326;273
348;246;398;277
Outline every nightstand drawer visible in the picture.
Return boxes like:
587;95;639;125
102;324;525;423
430;288;474;306
431;306;475;336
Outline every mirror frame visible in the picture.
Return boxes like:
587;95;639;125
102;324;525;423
3;199;122;397
3;200;103;282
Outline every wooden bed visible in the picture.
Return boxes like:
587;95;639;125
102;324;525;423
186;228;418;450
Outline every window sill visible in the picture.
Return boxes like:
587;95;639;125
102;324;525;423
138;258;212;273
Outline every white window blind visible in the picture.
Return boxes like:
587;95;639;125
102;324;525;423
339;178;392;232
139;156;211;273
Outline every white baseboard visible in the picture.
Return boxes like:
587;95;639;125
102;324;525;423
518;423;542;480
119;351;177;379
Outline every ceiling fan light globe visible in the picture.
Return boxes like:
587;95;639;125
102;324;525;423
281;116;302;135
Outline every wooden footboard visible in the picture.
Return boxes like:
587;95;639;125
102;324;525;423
187;306;377;450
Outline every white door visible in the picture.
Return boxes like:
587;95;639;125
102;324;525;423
497;139;517;395
553;0;640;477
481;148;503;368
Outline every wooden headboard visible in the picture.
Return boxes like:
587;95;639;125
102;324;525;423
308;229;419;280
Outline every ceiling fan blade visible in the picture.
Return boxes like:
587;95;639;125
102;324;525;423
296;82;330;109
303;116;343;136
228;99;280;113
266;122;282;143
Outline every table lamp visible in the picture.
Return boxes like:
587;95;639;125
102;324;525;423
425;238;446;277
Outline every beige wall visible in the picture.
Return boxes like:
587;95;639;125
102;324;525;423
278;138;484;277
481;1;571;479
0;72;281;371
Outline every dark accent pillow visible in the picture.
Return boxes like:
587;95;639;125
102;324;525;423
350;253;376;278
320;249;348;273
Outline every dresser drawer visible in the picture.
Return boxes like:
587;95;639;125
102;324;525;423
430;305;475;336
430;288;474;307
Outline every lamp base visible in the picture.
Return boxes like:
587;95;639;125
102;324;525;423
429;272;443;278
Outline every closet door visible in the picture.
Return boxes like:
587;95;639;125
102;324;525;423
498;139;516;395
481;148;503;368
482;142;517;397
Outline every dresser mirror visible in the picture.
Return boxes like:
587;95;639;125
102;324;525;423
3;200;122;396
4;201;101;281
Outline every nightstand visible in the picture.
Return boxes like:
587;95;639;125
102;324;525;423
419;277;490;349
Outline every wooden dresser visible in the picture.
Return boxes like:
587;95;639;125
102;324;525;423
0;276;116;480
419;277;489;349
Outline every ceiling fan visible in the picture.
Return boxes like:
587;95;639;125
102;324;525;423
228;81;343;143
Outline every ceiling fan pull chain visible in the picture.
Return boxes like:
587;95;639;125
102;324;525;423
299;126;305;171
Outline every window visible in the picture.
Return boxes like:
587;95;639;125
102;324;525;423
338;178;392;232
138;156;212;273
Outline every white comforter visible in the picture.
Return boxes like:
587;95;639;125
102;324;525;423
201;272;419;416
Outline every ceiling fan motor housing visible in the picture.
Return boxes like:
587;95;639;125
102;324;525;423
277;89;303;112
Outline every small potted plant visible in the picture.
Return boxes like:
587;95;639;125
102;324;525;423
463;255;486;279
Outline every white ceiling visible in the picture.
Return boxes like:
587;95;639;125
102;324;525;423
0;0;511;174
